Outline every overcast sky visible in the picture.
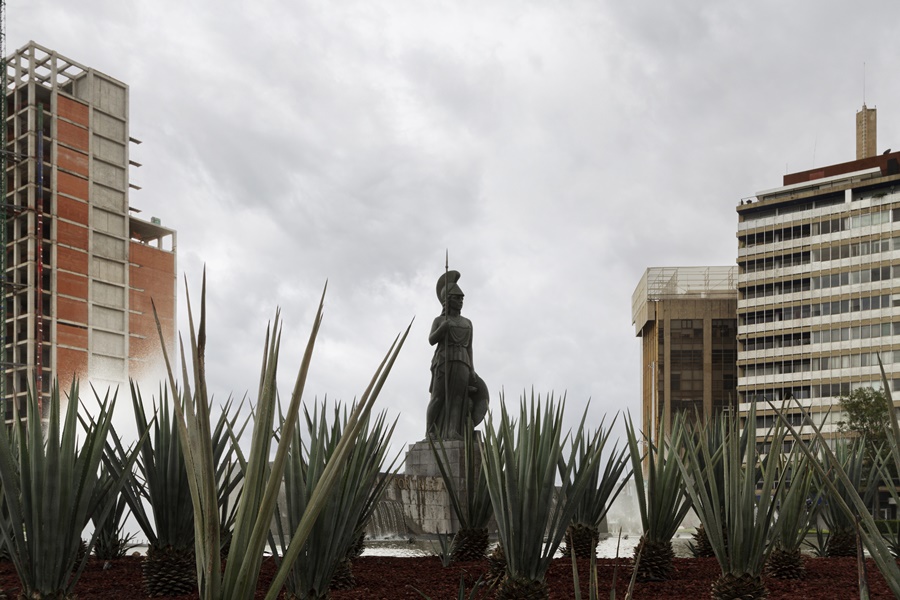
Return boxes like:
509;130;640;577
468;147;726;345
10;1;900;456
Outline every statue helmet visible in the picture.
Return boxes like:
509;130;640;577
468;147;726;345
436;270;464;303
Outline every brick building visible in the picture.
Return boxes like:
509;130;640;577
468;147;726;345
2;41;176;416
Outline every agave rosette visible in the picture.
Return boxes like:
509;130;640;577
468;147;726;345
676;404;794;600
768;357;900;597
271;401;398;598
625;412;691;582
429;420;494;561
565;414;632;560
481;391;601;599
0;382;147;599
155;273;409;600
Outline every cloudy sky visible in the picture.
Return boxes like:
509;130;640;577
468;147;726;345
10;1;900;455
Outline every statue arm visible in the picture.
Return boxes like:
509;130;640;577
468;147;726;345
428;316;446;346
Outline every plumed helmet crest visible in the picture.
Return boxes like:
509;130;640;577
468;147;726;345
436;270;463;303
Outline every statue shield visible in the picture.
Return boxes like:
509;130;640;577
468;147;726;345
469;373;490;427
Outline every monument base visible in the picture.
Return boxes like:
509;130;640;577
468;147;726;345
366;435;488;537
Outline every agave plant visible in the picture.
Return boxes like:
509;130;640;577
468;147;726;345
481;392;601;600
0;381;146;599
91;465;139;560
683;410;733;559
564;415;632;559
105;383;195;594
344;447;398;563
766;451;821;579
270;401;399;599
817;437;880;557
156;274;409;600
676;404;792;600
770;385;900;598
429;420;494;561
624;412;691;582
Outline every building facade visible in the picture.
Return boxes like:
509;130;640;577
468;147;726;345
2;41;176;417
632;267;739;440
736;131;900;442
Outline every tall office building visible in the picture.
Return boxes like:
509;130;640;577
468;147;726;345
2;41;176;417
736;106;900;441
632;267;738;440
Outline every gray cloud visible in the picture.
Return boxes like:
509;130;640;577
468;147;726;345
12;0;900;456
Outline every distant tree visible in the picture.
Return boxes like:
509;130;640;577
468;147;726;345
837;387;891;460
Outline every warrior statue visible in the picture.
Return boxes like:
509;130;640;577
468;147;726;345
426;269;489;439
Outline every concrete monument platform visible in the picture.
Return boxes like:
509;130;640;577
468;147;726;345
372;436;483;536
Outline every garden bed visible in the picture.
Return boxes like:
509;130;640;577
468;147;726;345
0;555;892;599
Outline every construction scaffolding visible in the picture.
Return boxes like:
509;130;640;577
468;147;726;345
1;44;91;418
632;266;737;336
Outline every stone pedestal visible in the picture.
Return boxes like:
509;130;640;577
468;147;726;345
394;436;481;534
364;435;493;538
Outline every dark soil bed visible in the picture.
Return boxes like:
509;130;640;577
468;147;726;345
0;555;892;599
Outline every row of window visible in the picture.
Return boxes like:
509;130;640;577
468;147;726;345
742;380;899;402
756;413;805;428
740;207;899;248
742;278;809;299
739;321;900;353
741;238;900;276
741;294;894;325
812;237;898;262
811;321;900;343
742;251;809;274
741;194;844;223
742;265;900;300
742;349;898;378
812;265;897;289
742;332;810;351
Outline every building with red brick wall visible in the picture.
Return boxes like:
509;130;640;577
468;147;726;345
3;41;176;417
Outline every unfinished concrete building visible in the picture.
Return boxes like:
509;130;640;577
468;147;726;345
2;41;176;416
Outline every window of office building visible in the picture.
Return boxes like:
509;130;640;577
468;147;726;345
711;319;737;410
670;319;704;414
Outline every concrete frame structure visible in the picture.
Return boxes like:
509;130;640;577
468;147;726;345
736;141;900;445
632;267;738;441
2;41;176;416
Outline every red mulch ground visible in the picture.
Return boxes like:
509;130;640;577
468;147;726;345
0;555;892;599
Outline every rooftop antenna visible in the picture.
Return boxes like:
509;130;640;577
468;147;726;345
812;132;818;167
863;61;866;106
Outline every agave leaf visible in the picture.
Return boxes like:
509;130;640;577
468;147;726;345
817;437;880;545
273;400;399;597
428;419;493;533
482;391;601;586
625;412;690;545
266;320;411;600
675;403;791;581
0;381;149;598
770;450;821;554
155;272;410;600
570;414;633;533
768;359;900;597
91;463;140;559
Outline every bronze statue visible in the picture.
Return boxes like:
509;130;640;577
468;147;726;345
426;270;488;439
